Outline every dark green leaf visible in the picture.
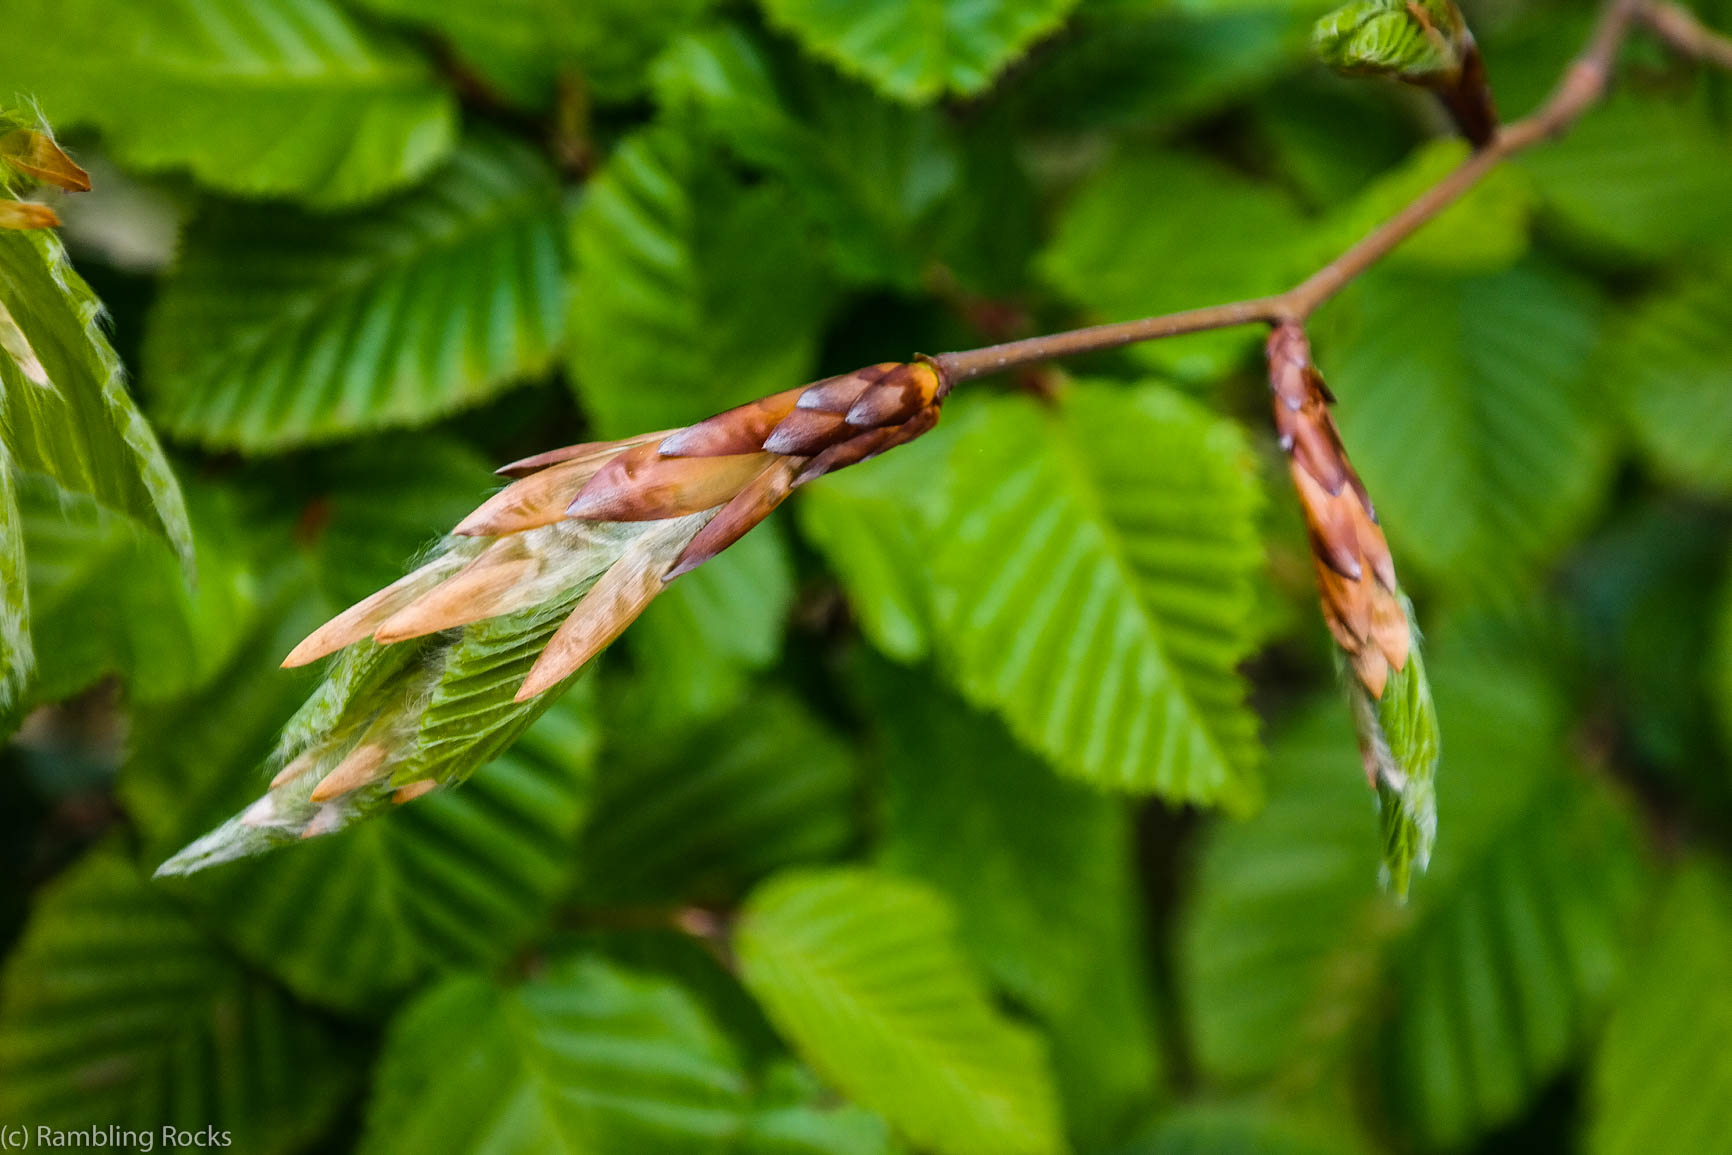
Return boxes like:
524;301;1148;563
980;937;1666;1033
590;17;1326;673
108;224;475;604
578;691;858;906
361;955;750;1154
0;848;356;1151
866;660;1161;1149
568;124;833;435
354;0;712;106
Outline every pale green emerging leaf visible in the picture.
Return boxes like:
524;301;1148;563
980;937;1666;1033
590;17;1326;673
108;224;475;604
1353;610;1438;896
1312;0;1467;81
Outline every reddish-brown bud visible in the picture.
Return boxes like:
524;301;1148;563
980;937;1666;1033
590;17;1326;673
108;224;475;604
1268;323;1409;698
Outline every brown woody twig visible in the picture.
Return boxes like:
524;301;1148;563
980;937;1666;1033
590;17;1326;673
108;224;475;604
1643;0;1732;69
931;0;1677;387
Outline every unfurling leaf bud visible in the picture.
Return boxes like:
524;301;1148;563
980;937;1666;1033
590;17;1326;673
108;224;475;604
157;359;949;873
1312;0;1498;147
1267;324;1438;896
0;201;60;231
1313;0;1468;80
0;127;91;192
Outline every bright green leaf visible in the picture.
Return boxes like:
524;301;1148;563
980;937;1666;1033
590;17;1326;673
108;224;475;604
0;456;25;710
361;955;749;1155
1308;138;1535;273
756;0;1078;103
930;384;1264;806
743;1062;899;1155
0;848;355;1150
1603;258;1732;494
0;0;456;206
1318;263;1612;592
1519;96;1732;262
568;124;833;435
144;135;567;451
1040;150;1307;380
0;229;191;562
1588;863;1732;1155
737;867;1066;1155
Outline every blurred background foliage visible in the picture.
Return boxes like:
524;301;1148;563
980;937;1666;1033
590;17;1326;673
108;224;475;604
1;0;1732;1151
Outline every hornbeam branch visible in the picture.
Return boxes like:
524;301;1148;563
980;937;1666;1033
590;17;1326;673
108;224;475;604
1643;0;1732;69
932;0;1662;387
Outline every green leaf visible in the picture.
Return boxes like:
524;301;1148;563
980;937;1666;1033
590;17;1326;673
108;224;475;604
576;691;858;906
0;229;191;563
628;518;794;722
0;456;26;710
167;694;596;1011
865;659;1160;1149
1307;138;1535;273
654;26;970;290
568;124;834;435
1318;263;1612;592
1602;258;1732;494
1182;639;1649;1147
737;867;1066;1155
755;0;1079;103
1312;0;1466;80
1588;863;1732;1155
1181;702;1386;1086
1112;1104;1364;1155
1009;8;1310;136
743;1062;899;1155
144;135;567;451
360;955;749;1155
1518;96;1732;262
1716;562;1732;760
930;384;1264;806
16;480;252;707
1039;150;1307;380
0;0;456;206
353;0;712;106
794;414;964;663
0;848;355;1151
